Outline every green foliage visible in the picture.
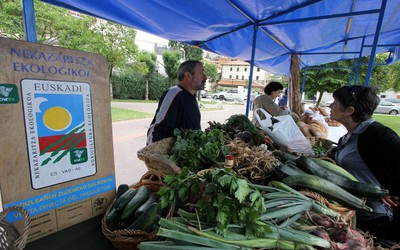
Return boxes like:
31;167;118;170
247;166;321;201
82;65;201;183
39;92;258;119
388;60;400;92
169;41;203;61
134;51;157;77
207;114;265;146
0;0;138;79
159;167;268;237
111;71;169;100
162;50;181;86
204;62;218;86
168;129;229;171
301;54;392;105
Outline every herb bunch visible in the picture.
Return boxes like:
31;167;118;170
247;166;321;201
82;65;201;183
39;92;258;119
168;128;229;171
158;167;269;237
207;114;265;146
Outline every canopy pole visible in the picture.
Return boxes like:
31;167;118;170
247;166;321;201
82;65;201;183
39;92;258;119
22;0;38;42
365;0;387;86
245;23;259;117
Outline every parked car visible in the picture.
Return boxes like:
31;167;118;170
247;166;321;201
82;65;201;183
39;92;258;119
385;98;400;106
212;89;244;101
374;101;400;115
200;90;211;98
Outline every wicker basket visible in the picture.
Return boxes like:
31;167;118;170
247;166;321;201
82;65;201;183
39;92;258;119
0;206;31;250
137;137;181;177
101;171;174;250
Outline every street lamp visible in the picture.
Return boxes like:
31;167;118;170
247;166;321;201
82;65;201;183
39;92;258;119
180;48;186;61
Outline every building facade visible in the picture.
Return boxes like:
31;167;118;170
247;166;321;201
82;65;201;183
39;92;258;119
215;58;273;91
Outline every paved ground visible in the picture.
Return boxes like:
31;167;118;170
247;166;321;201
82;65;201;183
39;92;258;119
111;101;347;186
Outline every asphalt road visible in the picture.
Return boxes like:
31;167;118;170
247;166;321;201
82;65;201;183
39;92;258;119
111;101;248;186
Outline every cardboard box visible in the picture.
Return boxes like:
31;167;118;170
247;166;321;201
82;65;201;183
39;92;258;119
0;37;115;242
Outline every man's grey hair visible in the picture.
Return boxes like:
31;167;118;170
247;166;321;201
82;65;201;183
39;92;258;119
177;60;202;81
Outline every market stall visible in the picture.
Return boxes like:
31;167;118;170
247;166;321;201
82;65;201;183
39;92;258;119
99;112;396;249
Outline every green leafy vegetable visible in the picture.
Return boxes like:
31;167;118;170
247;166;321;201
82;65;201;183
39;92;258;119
169;128;229;171
158;167;269;237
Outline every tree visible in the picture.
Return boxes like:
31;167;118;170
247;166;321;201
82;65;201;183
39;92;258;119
301;54;390;106
1;0;138;97
134;51;157;100
168;41;203;61
387;60;400;92
204;62;218;90
81;21;138;80
162;50;181;86
1;0;72;42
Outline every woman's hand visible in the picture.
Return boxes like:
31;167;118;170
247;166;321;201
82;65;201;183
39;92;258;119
381;195;400;207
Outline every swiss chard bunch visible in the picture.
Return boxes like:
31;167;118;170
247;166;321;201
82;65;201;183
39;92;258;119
158;167;269;237
168;128;229;171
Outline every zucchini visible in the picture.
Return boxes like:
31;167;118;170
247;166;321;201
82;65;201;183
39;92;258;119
274;163;304;179
105;206;119;223
309;157;358;182
295;156;389;198
282;174;372;211
133;192;160;220
116;184;130;199
127;202;160;232
273;150;299;162
114;188;137;212
120;185;150;221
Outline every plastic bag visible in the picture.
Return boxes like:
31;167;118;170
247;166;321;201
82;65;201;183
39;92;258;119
254;108;313;155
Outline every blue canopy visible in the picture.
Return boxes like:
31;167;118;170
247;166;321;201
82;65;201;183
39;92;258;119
37;0;400;76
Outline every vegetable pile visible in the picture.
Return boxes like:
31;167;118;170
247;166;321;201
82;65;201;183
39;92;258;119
123;114;397;249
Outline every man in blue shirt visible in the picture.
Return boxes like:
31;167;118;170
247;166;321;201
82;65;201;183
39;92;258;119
147;60;207;145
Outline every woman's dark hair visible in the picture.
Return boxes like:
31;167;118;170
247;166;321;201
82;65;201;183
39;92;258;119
333;85;380;122
177;60;201;81
264;81;284;95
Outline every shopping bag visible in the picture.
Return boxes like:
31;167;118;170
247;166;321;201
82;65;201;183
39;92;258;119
254;108;313;155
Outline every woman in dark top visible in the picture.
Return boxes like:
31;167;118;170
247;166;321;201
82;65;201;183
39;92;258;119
329;85;400;242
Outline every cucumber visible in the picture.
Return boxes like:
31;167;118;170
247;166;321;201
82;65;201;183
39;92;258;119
116;184;130;199
295;156;389;198
127;202;160;232
274;163;303;179
114;188;137;212
309;158;358;182
282;174;372;211
106;206;119;223
274;150;299;162
120;185;150;221
134;192;160;220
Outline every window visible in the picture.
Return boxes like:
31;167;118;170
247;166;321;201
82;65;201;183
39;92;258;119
241;76;244;80
256;76;259;80
230;67;233;71
244;68;247;72
229;75;232;79
236;75;239;79
257;67;260;72
237;67;239;71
